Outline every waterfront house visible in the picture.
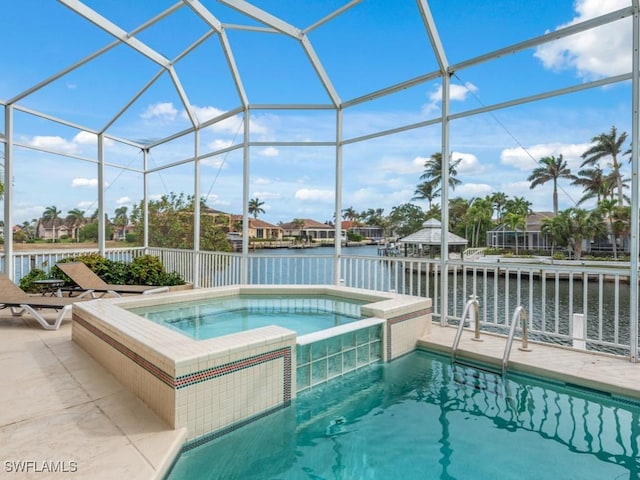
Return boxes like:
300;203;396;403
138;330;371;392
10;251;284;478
280;218;338;243
487;212;554;252
342;220;385;243
229;216;284;241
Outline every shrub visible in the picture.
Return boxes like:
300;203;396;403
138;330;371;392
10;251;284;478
128;255;166;285
552;252;565;260
19;268;49;293
53;253;185;287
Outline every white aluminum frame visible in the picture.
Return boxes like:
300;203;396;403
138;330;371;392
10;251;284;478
1;1;638;359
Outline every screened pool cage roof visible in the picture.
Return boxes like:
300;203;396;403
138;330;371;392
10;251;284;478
1;1;640;271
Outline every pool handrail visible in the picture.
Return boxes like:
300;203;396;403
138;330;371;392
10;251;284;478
451;296;480;364
502;306;530;376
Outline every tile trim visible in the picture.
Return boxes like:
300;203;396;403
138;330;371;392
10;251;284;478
386;307;432;360
74;315;292;402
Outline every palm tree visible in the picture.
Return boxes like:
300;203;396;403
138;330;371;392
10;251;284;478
559;208;604;260
248;198;265;219
597;199;618;259
42;205;62;242
466;197;493;248
581;126;629;206
503;211;526;255
448;197;470;237
613;206;631;254
342;207;358;221
490;192;508;223
412;181;441;210
361;208;385;226
504;196;532;218
571;166;616;206
420;152;462;192
527;154;574;215
66;208;86;242
291;218;305;241
541;215;568;255
113;206;128;241
88;208;100;223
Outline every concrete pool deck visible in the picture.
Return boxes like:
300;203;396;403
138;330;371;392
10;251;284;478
0;311;184;480
419;325;640;401
3;308;640;480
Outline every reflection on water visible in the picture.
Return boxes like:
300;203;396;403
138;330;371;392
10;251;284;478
168;351;640;480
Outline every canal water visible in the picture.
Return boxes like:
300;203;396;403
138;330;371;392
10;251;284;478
250;245;632;354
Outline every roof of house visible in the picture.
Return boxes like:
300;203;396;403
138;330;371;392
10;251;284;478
399;219;468;246
280;219;333;230
489;211;555;232
228;215;282;230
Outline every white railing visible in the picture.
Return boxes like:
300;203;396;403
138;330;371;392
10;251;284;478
463;247;485;260
3;247;636;358
6;247;148;280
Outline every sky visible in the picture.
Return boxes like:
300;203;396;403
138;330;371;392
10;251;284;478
0;0;636;227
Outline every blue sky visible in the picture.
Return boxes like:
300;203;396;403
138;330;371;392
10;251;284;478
0;0;635;227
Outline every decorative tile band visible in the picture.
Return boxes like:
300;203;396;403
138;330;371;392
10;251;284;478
73;314;292;403
74;314;175;387
176;348;292;400
386;307;432;360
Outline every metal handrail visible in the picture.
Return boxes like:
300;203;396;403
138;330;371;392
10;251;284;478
502;306;531;376
451;296;480;364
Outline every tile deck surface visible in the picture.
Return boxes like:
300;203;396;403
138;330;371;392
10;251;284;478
420;324;640;401
3;308;640;479
0;311;184;480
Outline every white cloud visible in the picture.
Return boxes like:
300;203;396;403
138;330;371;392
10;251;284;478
29;136;77;154
207;139;234;151
423;82;478;114
191;105;242;134
453;151;481;174
253;177;271;185
259;147;279;157
116;196;131;205
253;191;280;200
534;0;630;80
379;156;425;175
27;132;115;154
71;177;99;188
73;131;96;145
295;188;334;203
141;102;178;121
501;142;590;171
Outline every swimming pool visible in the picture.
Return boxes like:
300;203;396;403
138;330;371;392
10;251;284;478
72;285;432;442
128;294;368;339
166;350;640;479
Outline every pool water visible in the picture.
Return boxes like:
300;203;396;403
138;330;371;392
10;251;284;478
130;294;368;339
166;351;640;480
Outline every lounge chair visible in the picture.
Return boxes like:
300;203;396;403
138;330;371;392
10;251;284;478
0;274;85;330
56;262;169;298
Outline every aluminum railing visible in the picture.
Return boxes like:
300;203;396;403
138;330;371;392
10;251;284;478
502;306;530;376
2;247;636;358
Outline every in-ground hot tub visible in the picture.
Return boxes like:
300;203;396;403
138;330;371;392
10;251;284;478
72;285;432;442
